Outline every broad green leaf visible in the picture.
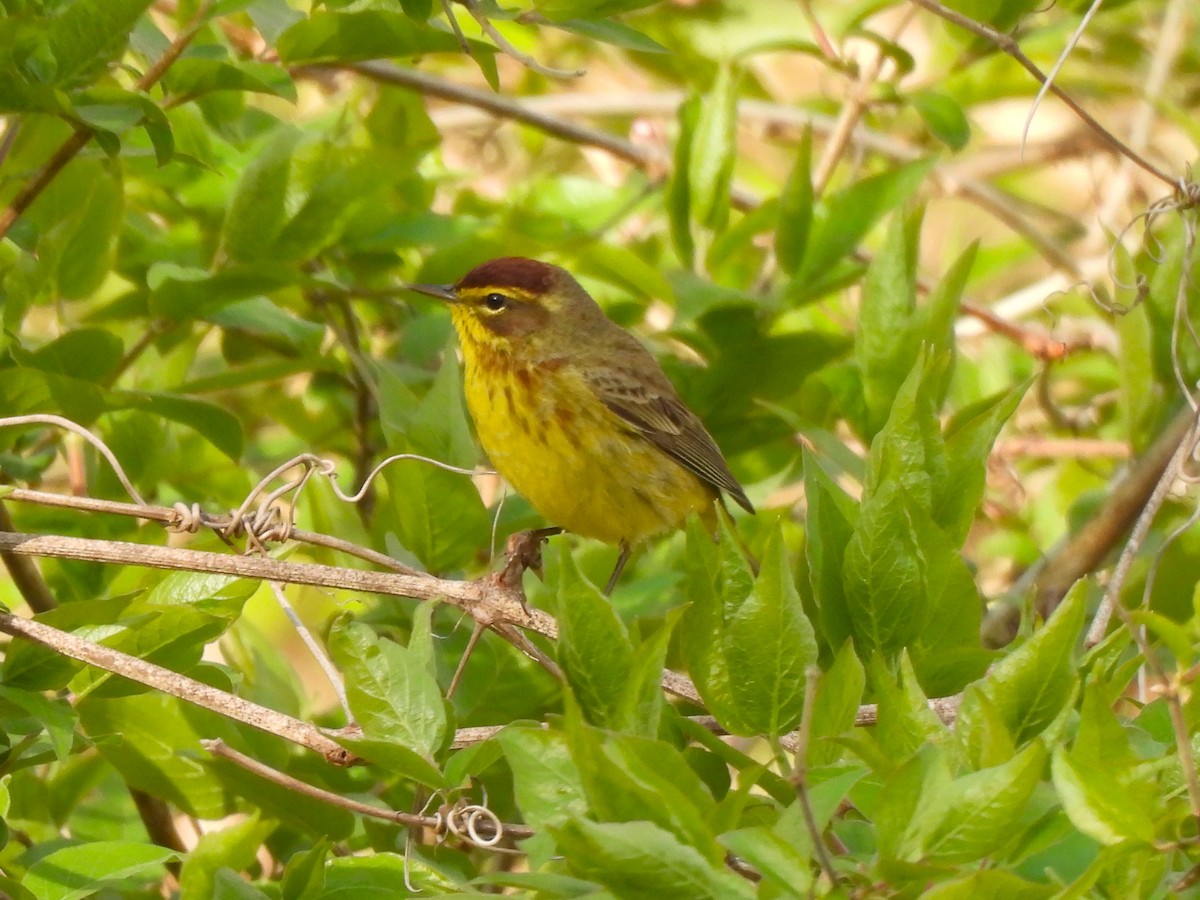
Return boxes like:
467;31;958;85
682;516;807;736
554;545;635;730
925;740;1046;862
23;841;181;900
44;0;154;89
376;356;490;572
165;58;296;102
874;742;953;861
1051;746;1155;845
723;525;817;737
276;11;471;63
549;17;669;54
551;818;755;900
78;692;230;818
221;129;301;262
775;126;813;274
25;328;124;382
281;839;329;900
803;449;858;650
871;653;951;766
179;814;275;900
566;716;719;858
910;90;971;150
1048;682;1158;846
328;611;447;775
842;480;945;658
0;685;76;761
922;870;1055;899
793;159;935;293
807;640;865;766
863;355;947;508
500;726;587;866
719;824;813;895
936;381;1029;544
957;585;1085;765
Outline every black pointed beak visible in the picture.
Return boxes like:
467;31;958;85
406;282;459;303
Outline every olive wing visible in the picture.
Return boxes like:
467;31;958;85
584;367;755;514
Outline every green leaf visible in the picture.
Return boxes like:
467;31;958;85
77;692;229;818
281;839;329;900
807;640;865;766
500;727;588;866
44;0;155;89
682;516;809;736
376;356;490;572
875;742;953;861
856;215;919;438
842;480;945;658
688;64;739;232
554;545;635;730
549;17;668;53
566;718;719;858
328;611;447;780
936;380;1029;545
719;824;813;896
793;159;934;294
722;525;817;737
276;11;471;63
0;686;76;762
910;90;971;150
221;128;301;263
179;814;276;900
1049;682;1158;846
166;58;296;103
23;841;181;900
925;740;1046;862
922;869;1056;899
957;585;1085;766
803;450;859;650
668;94;701;267
775;126;813;274
871;653;951;765
551;818;755;900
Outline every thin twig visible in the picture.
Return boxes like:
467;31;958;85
461;0;585;79
907;0;1175;187
267;581;353;721
789;666;840;886
812;6;918;196
0;501;58;613
1085;410;1200;646
1020;0;1105;154
203;739;534;842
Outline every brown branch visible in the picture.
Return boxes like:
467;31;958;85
982;398;1200;646
907;0;1175;188
0;607;354;763
0;501;58;613
0;531;555;636
0;1;214;241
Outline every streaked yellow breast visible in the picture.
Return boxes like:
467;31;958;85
451;310;715;546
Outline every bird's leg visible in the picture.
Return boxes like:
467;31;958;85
604;542;632;596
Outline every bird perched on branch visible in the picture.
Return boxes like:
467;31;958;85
408;257;753;593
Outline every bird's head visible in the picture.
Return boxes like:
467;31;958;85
407;257;606;355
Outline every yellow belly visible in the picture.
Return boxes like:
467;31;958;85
463;361;715;546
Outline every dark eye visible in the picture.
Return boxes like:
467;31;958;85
484;292;508;311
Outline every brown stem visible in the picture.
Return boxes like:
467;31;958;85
907;0;1175;188
0;502;58;613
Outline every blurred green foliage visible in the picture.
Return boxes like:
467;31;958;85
1;0;1199;895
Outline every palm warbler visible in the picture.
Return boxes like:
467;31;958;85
408;257;753;591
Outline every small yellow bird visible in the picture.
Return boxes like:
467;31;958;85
408;257;753;592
